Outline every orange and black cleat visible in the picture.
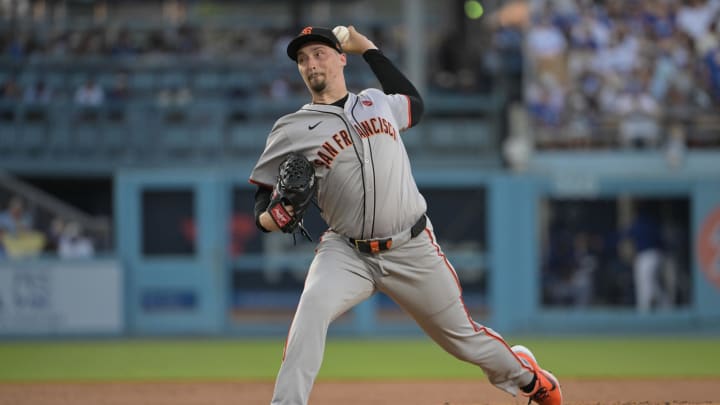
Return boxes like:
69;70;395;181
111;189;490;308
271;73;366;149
513;345;563;405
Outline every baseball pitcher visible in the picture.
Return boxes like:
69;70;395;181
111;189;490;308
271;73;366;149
249;25;562;405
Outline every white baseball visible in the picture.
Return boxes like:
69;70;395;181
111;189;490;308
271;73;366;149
332;25;350;45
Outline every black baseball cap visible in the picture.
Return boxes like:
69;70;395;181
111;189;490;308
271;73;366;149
286;26;343;62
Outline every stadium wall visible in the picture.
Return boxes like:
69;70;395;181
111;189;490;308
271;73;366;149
111;160;720;337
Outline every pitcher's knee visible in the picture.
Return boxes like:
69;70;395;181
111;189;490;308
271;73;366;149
296;290;336;323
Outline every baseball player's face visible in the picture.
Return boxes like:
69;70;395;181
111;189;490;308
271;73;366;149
296;43;346;94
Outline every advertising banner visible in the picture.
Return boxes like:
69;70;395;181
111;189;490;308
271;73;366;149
0;259;123;335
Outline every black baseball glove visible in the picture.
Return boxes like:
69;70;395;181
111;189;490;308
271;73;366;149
267;152;317;239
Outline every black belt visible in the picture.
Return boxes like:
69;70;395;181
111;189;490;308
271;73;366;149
350;214;427;254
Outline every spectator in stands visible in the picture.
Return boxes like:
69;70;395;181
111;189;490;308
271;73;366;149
107;72;130;101
0;196;33;234
644;0;677;40
566;12;601;81
676;0;720;42
156;83;192;125
74;77;105;121
109;27;139;57
577;68;603;112
22;80;52;104
649;44;680;102
75;27;106;56
176;24;202;55
4;31;36;60
58;221;95;259
614;68;662;148
21;79;52;122
1;75;22;100
695;20;720;57
527;0;720;148
593;24;641;76
45;216;66;254
0;75;21;121
526;14;567;86
45;29;68;57
564;89;594;146
74;77;105;107
0;196;46;259
156;85;192;108
526;73;565;133
704;45;720;103
106;71;131;121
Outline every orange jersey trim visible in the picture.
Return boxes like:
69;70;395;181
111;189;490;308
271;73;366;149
405;94;412;129
423;227;533;374
249;179;273;189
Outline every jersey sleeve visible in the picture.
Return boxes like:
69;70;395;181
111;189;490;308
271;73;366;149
249;121;293;187
385;92;412;131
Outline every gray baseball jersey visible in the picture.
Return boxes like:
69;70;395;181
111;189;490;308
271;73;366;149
250;89;535;405
250;89;425;240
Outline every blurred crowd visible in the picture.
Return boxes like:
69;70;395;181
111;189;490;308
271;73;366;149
525;0;720;149
4;0;720;153
0;195;96;260
1;24;212;61
0;23;386;119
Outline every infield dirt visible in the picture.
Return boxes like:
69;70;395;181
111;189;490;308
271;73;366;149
0;379;718;404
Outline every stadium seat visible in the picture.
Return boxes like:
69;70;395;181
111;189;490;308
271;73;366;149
17;104;50;153
227;120;272;153
158;71;189;89
190;100;226;153
129;71;156;97
427;119;496;151
0;114;16;153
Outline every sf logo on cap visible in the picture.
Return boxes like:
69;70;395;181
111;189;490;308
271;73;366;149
301;26;313;35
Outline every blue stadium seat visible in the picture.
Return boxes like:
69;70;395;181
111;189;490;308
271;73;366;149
225;72;254;92
17;104;50;153
123;101;154;153
158;71;189;89
47;104;72;153
17;123;48;153
0;104;17;151
227;120;272;151
68;72;90;90
97;71;119;90
0;123;15;152
17;70;38;88
426;119;496;151
43;71;66;91
129;71;156;96
193;71;224;95
153;103;193;153
70;108;104;153
162;123;193;152
102;103;134;154
190;100;226;152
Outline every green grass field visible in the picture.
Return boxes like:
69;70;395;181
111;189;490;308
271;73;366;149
0;336;718;382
